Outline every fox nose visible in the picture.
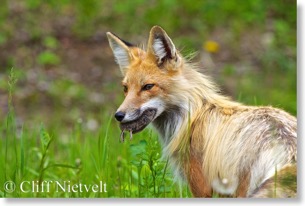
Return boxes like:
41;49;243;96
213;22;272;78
114;111;125;122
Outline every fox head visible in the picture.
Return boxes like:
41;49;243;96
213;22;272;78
107;26;184;136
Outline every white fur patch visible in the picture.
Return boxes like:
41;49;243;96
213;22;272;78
248;144;289;195
153;38;167;61
113;44;130;70
121;109;140;123
152;35;180;66
212;177;238;195
140;98;165;117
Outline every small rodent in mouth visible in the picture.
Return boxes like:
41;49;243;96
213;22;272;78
119;109;156;134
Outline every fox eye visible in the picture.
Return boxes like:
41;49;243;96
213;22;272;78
142;84;155;91
123;85;128;93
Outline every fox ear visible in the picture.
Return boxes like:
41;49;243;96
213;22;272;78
107;32;134;75
147;26;180;68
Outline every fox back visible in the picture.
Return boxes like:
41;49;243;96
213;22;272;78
107;26;297;198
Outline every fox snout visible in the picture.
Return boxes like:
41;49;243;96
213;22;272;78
114;97;165;124
114;106;158;135
114;109;142;122
114;97;165;135
114;107;141;123
114;111;125;122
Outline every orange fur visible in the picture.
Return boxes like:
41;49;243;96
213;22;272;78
189;151;212;197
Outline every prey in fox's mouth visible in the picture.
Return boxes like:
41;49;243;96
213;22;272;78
119;109;157;142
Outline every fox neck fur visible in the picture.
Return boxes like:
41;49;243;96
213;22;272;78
153;63;296;197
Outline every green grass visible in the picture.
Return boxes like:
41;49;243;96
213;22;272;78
0;69;191;198
0;115;191;198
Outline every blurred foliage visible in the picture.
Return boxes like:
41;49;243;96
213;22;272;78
37;51;61;66
0;0;296;198
0;0;296;110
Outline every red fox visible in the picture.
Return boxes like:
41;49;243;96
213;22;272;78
106;26;297;198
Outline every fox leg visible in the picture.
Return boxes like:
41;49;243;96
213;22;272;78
232;172;250;197
188;152;212;197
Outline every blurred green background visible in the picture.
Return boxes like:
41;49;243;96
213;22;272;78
0;0;296;198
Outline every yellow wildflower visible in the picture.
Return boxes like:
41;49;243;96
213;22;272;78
203;40;220;53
